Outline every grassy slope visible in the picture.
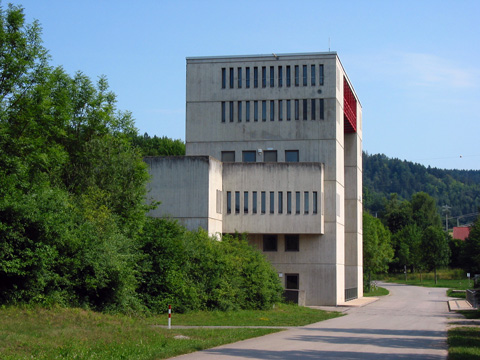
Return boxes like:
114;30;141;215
0;304;341;359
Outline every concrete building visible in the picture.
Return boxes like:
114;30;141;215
146;52;363;306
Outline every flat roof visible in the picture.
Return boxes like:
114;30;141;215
186;52;338;61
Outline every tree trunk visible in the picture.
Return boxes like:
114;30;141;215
434;267;437;284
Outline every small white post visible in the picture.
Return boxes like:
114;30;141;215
168;304;171;329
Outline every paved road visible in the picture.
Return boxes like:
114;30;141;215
171;283;453;359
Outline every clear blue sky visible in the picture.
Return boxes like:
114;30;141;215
10;0;480;170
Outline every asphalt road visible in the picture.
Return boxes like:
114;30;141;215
171;283;451;359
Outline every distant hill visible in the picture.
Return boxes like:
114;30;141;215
363;152;480;227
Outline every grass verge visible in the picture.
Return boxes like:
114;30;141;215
0;304;341;359
167;303;342;326
364;286;389;297
448;327;480;360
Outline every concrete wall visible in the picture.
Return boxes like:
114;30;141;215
145;156;223;237
222;162;324;234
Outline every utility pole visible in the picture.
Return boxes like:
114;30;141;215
442;205;451;233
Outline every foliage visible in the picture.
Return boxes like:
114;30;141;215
363;286;389;297
138;219;283;313
0;4;147;311
462;214;480;274
421;226;451;283
363;152;480;225
131;133;185;156
363;212;394;290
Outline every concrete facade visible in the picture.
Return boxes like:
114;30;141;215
146;52;363;306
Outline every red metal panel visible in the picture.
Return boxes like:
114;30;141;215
343;77;357;133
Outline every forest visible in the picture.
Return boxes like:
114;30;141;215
363;152;480;227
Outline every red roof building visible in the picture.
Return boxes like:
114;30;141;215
453;227;471;241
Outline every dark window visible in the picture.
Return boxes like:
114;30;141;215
287;191;292;214
264;150;277;162
221;151;235;162
253;191;257;214
270;100;274;121
285;274;299;289
285;150;299;162
320;99;324;120
303;99;307;120
304;192;309;214
221;102;226;122
254;101;258;122
278;192;283;214
278;100;283;121
295;191;301;214
319;64;324;85
278;66;283;87
246;67;250;88
229;101;234;122
227;191;231;214
313;191;318;214
311;99;316;120
261;191;266;214
244;191;248;214
254;67;258;88
263;235;277;252
242;151;256;162
262;101;266;121
287;100;291;121
270;66;274;87
294;65;299;86
238;101;242;122
246;101;250;122
286;65;291;87
303;65;307;86
235;191;240;214
237;67;242;88
285;235;299;252
294;99;299;120
270;191;274;214
262;66;266;88
221;68;226;89
229;67;234;88
311;65;316;86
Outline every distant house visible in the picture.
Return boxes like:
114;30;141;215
453;226;471;241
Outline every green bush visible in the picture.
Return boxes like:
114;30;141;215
137;219;283;313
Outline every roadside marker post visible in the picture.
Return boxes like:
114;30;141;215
168;305;171;329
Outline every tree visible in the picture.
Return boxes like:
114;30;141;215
383;194;412;234
363;212;394;291
392;223;423;279
411;192;442;230
421;226;450;284
462;214;480;275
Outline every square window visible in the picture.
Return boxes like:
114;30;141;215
253;191;257;214
246;67;250;88
285;235;299;252
285;150;299;162
264;150;277;162
286;66;291;87
221;151;235;162
303;65;307;86
227;191;231;214
237;67;242;88
294;65;299;86
242;151;256;162
263;234;277;252
270;66;274;87
286;274;299;289
244;191;248;214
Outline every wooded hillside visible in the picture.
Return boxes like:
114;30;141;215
363;152;480;226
